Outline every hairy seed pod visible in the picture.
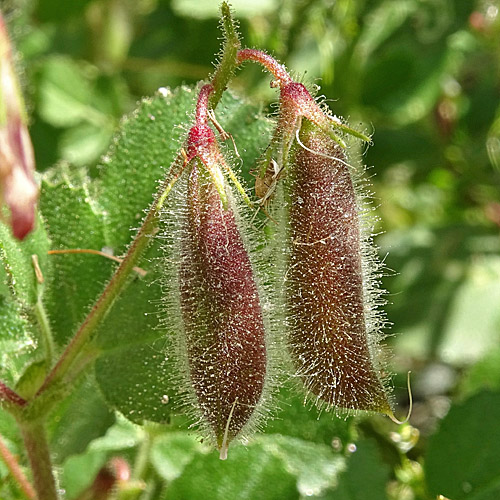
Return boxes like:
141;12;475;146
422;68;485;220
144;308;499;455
283;119;391;413
236;49;393;415
179;157;267;458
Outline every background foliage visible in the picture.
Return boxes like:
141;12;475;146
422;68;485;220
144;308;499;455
1;0;500;498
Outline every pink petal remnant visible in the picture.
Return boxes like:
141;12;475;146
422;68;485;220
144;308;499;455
0;14;37;240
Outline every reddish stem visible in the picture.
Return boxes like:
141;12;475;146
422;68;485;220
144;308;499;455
48;249;147;277
195;84;215;126
187;85;218;166
0;381;26;407
19;421;58;500
0;434;36;499
237;49;292;85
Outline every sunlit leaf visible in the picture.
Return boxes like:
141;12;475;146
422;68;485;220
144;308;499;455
0;218;50;384
165;437;299;500
40;166;111;346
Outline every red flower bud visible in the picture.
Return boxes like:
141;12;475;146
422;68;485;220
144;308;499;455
0;14;37;240
180;164;267;457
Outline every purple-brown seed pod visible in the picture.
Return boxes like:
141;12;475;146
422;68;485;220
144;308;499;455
284;120;391;413
179;164;267;457
168;84;268;458
236;50;393;415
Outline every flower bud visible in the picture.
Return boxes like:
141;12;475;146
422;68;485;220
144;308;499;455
0;14;37;240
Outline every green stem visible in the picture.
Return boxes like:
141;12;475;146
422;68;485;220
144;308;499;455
34;296;55;367
209;1;240;110
123;425;159;500
18;420;58;500
131;429;152;482
138;475;161;500
0;432;36;500
35;205;160;400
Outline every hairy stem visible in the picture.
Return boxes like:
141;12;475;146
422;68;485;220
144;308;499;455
18;420;58;500
131;428;153;482
236;48;292;86
34;296;55;367
208;1;240;110
0;433;36;500
35;206;160;399
0;381;26;409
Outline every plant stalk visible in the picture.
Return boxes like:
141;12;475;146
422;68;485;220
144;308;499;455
0;433;36;500
0;381;27;409
18;420;58;500
209;1;240;110
34;297;55;367
35;206;160;399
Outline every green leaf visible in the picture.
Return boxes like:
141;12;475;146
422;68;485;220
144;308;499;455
320;439;390;500
0;295;34;386
59;415;140;499
460;348;500;399
59;122;114;167
94;332;177;425
165;437;299;500
360;21;472;126
354;0;419;66
425;390;500;500
0;216;50;307
150;432;208;482
40;164;175;423
215;93;274;184
380;226;500;363
265;384;355;447
40;165;112;346
36;56;109;128
87;414;142;452
60;449;108;500
97;86;197;251
0;218;51;384
14;359;49;400
257;435;346;497
152;432;346;497
49;376;115;462
92;239;176;425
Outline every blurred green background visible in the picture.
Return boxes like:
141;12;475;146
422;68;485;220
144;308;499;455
2;0;500;498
